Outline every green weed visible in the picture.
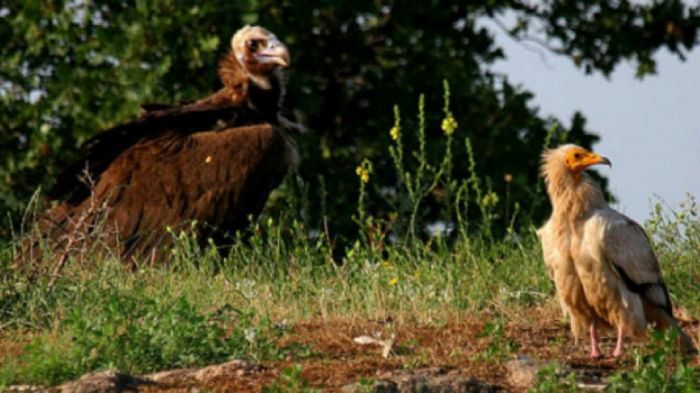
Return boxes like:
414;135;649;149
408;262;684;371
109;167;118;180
475;318;518;363
607;329;700;392
529;363;580;393
262;364;320;393
0;285;300;386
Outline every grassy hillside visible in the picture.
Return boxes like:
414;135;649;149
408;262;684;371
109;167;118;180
1;89;698;390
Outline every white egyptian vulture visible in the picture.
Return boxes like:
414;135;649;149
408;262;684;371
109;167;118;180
537;218;607;344
540;144;695;358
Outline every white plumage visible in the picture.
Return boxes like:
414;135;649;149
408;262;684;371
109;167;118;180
539;144;695;357
537;218;599;343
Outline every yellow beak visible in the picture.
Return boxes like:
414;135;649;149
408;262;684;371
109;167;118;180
582;153;612;169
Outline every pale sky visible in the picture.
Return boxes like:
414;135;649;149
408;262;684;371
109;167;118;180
485;23;700;223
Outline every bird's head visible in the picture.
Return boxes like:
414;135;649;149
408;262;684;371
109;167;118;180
561;145;612;173
231;25;290;77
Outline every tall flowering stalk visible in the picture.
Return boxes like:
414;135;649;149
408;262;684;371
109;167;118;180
355;158;373;232
387;82;458;239
439;80;456;226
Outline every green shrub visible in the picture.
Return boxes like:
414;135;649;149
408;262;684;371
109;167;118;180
0;287;296;386
607;329;700;393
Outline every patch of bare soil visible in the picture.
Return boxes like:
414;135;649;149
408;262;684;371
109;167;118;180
4;306;699;392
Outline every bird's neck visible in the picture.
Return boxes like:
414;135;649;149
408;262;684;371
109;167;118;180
546;165;607;223
248;69;284;119
217;52;283;119
218;52;247;94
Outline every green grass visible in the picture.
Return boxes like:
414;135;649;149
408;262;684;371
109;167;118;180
2;201;698;387
1;84;698;388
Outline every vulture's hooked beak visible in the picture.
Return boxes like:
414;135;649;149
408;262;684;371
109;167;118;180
584;154;612;169
255;38;290;68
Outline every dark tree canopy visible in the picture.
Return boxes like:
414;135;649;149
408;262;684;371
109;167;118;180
1;0;698;242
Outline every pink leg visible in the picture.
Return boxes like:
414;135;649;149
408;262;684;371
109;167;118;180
612;325;624;357
589;323;602;359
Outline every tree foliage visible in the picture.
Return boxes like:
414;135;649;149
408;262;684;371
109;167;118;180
1;0;698;241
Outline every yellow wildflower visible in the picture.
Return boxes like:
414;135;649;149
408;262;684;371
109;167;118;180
389;126;400;141
441;115;458;136
481;192;500;208
356;165;370;184
388;277;399;286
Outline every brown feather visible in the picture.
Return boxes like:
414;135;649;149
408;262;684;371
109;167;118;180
20;26;297;265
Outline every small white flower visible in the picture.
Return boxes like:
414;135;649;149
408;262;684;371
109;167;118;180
244;328;256;343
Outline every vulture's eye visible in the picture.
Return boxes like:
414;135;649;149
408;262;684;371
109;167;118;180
246;39;268;51
573;152;582;159
246;39;259;51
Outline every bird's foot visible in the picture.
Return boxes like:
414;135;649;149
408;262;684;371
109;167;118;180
589;324;602;359
612;325;624;358
612;346;623;358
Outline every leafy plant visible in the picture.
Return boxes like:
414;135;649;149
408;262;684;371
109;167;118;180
475;318;519;362
529;362;580;393
262;364;320;393
0;335;78;387
0;288;295;386
607;328;700;392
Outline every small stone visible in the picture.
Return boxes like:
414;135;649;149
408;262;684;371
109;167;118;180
577;382;608;391
506;356;542;389
194;359;251;382
56;370;150;393
5;385;43;392
148;368;196;384
340;380;398;393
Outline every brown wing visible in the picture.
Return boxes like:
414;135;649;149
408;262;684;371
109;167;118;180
49;102;269;205
53;122;291;259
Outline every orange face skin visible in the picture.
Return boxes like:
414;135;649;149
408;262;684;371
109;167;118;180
564;147;612;174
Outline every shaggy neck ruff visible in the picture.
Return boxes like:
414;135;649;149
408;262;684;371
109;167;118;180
542;147;607;224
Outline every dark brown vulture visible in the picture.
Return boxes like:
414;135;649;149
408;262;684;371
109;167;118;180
25;26;299;263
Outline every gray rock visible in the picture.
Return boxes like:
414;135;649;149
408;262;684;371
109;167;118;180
144;359;253;385
3;385;44;392
396;375;499;393
54;370;151;393
341;380;398;393
146;368;198;385
505;356;542;389
193;359;253;381
342;368;499;393
16;359;256;393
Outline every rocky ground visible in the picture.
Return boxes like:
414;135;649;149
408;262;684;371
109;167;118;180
4;306;698;392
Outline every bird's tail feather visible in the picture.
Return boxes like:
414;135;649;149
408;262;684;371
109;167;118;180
646;305;697;355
